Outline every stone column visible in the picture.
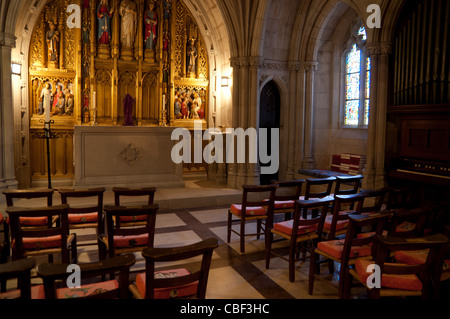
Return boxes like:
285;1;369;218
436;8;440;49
0;32;19;194
302;61;319;169
285;61;301;179
363;42;392;190
228;56;263;188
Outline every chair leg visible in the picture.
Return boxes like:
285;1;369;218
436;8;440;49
328;260;335;274
309;249;316;295
256;220;262;240
289;243;296;283
240;219;245;254
265;232;273;269
227;211;232;244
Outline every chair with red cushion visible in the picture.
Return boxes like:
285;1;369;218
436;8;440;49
129;238;219;299
227;184;278;254
322;193;366;241
37;254;136;299
309;212;392;299
301;177;336;201
388;207;431;238
0;258;36;299
100;205;159;259
2;189;56;260
7;205;77;264
334;175;364;196
3;189;55;227
112;188;157;226
58;188;106;260
270;180;305;220
348;233;449;299
265;196;335;282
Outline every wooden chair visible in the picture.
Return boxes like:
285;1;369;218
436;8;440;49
348;233;449;299
309;212;392;299
0;216;9;264
58;188;106;260
388;206;431;238
100;205;159;259
322;193;367;241
300;177;336;219
386;186;414;210
301;177;336;200
265;197;335;282
7;205;77;264
129;238;219;299
112;187;157;226
227;184;278;253
37;254;136;299
334;175;364;196
270;180;305;220
2;189;56;257
0;258;36;299
359;188;388;215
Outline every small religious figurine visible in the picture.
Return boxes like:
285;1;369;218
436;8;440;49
53;86;66;115
46;22;60;64
144;1;158;50
120;0;137;48
174;97;182;119
186;39;197;75
97;0;114;45
64;89;74;116
163;0;171;21
40;83;52;118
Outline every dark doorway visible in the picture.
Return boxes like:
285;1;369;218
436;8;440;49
259;81;281;185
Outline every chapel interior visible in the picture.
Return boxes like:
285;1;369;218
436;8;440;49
0;0;449;301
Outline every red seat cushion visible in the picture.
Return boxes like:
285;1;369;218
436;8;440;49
355;259;423;291
317;239;372;260
12;235;62;250
119;215;148;223
394;250;450;272
69;213;99;224
136;268;198;299
273;220;318;236
0;285;44;300
273;201;295;210
323;216;349;233
230;204;266;217
7;217;48;227
113;234;149;248
396;221;416;233
56;280;119;299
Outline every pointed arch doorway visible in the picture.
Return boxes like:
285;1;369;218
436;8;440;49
259;80;281;185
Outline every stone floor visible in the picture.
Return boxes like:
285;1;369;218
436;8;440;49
2;179;448;301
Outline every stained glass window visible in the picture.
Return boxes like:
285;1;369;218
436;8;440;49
344;26;371;127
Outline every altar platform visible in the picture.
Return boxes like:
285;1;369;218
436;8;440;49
0;179;242;214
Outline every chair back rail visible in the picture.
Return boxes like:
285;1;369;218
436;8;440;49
334;175;363;196
304;177;336;199
141;238;219;300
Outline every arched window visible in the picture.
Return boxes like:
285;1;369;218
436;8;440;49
344;26;371;127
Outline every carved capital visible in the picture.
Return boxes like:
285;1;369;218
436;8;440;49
304;61;319;72
0;32;16;48
366;42;393;56
288;61;301;71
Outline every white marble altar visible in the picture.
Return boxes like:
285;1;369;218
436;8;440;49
74;126;185;189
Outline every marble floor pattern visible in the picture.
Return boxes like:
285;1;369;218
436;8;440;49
3;201;370;300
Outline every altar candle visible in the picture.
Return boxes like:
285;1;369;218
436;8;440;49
93;92;96;109
163;95;166;111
